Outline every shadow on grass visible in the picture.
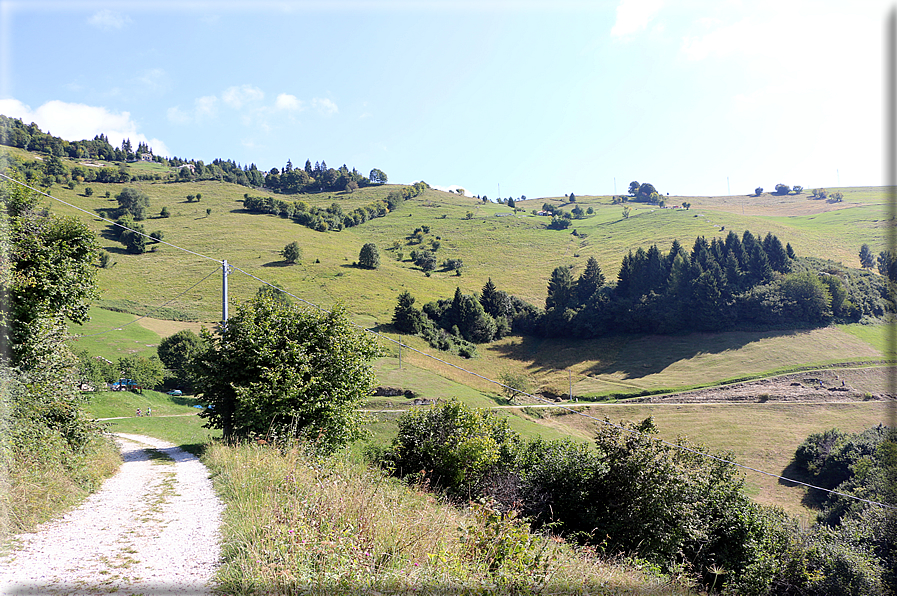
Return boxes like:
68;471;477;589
778;458;828;511
487;329;810;380
178;443;207;457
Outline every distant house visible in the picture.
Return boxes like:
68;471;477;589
139;152;153;162
178;164;195;173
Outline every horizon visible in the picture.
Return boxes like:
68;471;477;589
0;0;891;199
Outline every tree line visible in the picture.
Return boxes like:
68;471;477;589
393;230;894;357
242;182;428;232
0;115;389;194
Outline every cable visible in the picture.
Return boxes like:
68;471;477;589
0;172;223;264
73;266;221;338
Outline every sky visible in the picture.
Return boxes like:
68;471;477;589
0;0;893;199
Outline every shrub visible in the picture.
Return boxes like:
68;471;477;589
160;206;170;218
775;183;791;195
281;241;302;264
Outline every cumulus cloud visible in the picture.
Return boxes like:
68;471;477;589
134;68;170;94
87;9;131;30
0;98;170;157
312;98;338;115
222;85;265;109
275;93;302;111
610;0;664;38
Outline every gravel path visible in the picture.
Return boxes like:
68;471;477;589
0;434;224;596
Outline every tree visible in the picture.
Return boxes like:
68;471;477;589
393;291;425;334
499;371;531;402
859;244;875;270
158;329;206;389
755;187;763;196
369;168;388;184
414;249;437;271
622;205;632;218
116;187;150;220
628;181;640;196
774;183;791;195
160;206;170;218
281;241;302;264
191;296;383;449
117;354;164;393
546;266;575;311
576;256;605;305
568;192;576;203
121;223;147;254
84;187;94;197
358;242;380;269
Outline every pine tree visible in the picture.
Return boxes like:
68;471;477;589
576;257;605;306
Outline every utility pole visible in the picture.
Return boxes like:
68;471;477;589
221;259;229;330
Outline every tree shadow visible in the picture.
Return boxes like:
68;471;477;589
261;261;292;268
779;458;827;510
486;328;809;379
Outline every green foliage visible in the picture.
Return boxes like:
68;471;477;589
192;295;383;451
160;205;170;218
775;183;791;195
117;353;164;392
358;242;380;269
84;186;93;196
755;187;763;196
2;175;100;351
381;400;519;498
115;187;150;220
392;291;424;334
498;371;530;402
860;244;875;269
157;329;206;390
281;240;302;264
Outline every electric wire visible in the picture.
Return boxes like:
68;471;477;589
0;172;223;264
226;265;896;510
72;266;221;338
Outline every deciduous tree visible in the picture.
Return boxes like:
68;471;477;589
192;296;382;449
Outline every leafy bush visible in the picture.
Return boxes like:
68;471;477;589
380;400;519;499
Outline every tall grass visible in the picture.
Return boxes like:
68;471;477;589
204;442;695;595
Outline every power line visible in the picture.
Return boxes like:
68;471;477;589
225;266;895;511
0;172;223;264
72;266;221;338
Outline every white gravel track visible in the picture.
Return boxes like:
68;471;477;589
0;434;224;596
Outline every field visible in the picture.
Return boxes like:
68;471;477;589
15;148;893;518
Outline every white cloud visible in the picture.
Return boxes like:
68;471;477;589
611;0;664;38
275;93;302;111
87;9;131;30
134;68;170;94
166;106;190;125
194;95;218;119
222;85;265;109
312;97;338;116
0;98;169;157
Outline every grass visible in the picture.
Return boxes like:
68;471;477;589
204;441;696;595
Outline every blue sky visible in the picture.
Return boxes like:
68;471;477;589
0;0;891;199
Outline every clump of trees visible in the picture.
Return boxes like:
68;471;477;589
627;181;662;204
263;160;388;194
392;231;894;353
242;182;428;233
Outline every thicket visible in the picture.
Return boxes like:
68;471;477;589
376;401;897;594
393;231;893;352
242;182;428;232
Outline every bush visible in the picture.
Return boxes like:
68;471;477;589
775;183;791;195
379;400;519;499
160;206;170;218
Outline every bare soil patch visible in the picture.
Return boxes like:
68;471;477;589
631;366;895;404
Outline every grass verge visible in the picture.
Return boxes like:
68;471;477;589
203;441;696;595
